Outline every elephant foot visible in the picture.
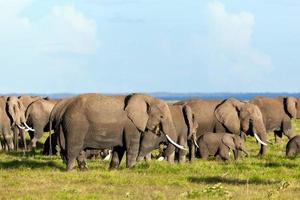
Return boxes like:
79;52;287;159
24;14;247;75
67;160;77;172
136;156;144;162
78;161;88;172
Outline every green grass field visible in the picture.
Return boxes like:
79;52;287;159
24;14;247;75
1;120;300;200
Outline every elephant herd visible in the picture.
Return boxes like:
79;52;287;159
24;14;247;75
0;94;300;171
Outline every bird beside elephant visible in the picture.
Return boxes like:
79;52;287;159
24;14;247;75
250;96;300;144
197;132;249;161
175;98;268;156
50;93;184;171
138;103;198;163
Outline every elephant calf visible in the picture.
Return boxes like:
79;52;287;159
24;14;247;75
286;135;300;157
197;132;249;161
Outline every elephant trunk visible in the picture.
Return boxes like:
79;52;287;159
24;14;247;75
162;120;187;150
242;148;250;156
253;121;268;156
162;116;186;151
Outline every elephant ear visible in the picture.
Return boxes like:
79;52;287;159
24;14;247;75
215;98;244;134
222;134;235;150
182;105;194;139
285;97;297;118
125;94;149;132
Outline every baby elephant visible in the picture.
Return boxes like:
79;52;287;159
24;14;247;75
286;135;300;157
197;132;249;161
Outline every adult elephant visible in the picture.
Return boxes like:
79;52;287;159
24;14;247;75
175;98;268;156
138;104;198;163
13;96;42;150
0;96;28;151
53;93;184;171
25;98;60;149
250;96;300;143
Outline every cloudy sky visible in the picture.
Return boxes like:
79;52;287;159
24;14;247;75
0;0;299;93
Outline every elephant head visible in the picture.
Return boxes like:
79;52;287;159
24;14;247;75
222;134;249;156
7;96;35;132
137;104;197;160
6;96;26;129
125;94;185;157
284;97;298;119
215;98;267;155
183;105;199;148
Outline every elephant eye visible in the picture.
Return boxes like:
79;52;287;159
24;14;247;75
160;115;164;119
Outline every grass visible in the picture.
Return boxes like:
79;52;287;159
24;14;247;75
1;121;300;199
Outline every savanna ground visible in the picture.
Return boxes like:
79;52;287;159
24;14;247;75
1;121;300;200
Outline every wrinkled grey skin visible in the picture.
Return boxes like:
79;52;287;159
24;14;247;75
138;104;198;163
197;132;249;161
0;96;28;151
175;98;268;156
25;98;60;149
53;93;179;171
13;96;42;150
0;97;14;151
286;135;300;157
250;96;299;144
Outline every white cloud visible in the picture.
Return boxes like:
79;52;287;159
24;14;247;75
207;1;272;73
37;6;97;54
189;1;273;92
0;2;98;93
0;2;97;55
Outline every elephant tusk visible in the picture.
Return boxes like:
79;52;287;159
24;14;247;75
254;133;267;146
193;138;199;149
23;122;35;132
17;124;26;130
166;135;187;151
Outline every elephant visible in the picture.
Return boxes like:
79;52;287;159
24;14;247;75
250;96;300;143
175;98;268;156
52;93;184;171
25;98;60;149
197;132;249;161
137;104;198;163
0;96;28;151
286;135;300;157
12;96;42;150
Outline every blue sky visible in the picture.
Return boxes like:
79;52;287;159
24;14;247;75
0;0;299;93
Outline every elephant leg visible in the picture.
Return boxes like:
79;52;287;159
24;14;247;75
76;150;88;171
240;132;247;142
109;146;125;169
3;128;14;151
124;123;141;168
274;131;282;144
178;137;187;163
188;140;195;162
199;146;209;160
165;145;176;164
219;148;230;161
12;126;19;151
19;129;27;151
258;144;267;156
125;135;141;168
145;153;151;162
31;127;44;149
233;150;239;160
67;146;83;171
